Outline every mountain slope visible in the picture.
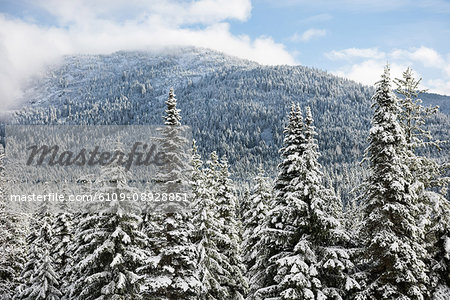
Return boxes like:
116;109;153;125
7;48;450;203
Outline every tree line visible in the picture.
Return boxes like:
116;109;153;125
0;66;449;299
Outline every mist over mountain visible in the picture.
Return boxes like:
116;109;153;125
6;47;449;203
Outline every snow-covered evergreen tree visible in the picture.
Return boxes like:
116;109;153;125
254;105;355;299
272;103;306;204
424;191;450;294
51;183;74;299
242;166;271;300
301;107;357;299
358;65;429;299
0;150;27;299
144;88;200;299
15;204;61;300
252;103;308;299
394;67;435;150
192;148;228;299
215;156;247;299
394;68;450;296
71;157;149;300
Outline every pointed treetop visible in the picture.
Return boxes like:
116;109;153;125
256;164;265;177
376;65;394;98
164;87;181;126
304;106;317;142
394;67;427;98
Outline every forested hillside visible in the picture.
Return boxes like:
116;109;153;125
6;48;450;203
0;51;448;299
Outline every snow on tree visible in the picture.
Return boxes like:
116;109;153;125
191;148;229;299
215;155;247;299
191;148;247;299
252;103;309;299
242;165;271;299
394;67;449;296
301;107;357;299
358;65;429;299
423;191;450;295
272;103;306;204
143;88;200;299
0;150;27;300
70;153;149;300
254;105;355;300
394;67;446;189
51;182;74;299
15;202;61;300
394;67;436;150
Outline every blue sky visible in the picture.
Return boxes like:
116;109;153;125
0;0;449;108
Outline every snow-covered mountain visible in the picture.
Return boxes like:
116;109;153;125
6;47;450;202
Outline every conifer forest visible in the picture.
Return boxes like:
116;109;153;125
0;49;449;300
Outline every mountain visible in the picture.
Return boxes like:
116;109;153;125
5;47;450;203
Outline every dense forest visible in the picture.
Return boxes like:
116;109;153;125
4;48;449;204
0;49;449;299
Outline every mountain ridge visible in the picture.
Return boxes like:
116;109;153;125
6;47;450;202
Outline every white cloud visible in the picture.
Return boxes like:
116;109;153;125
391;46;446;71
326;48;385;60
327;46;450;95
34;0;252;26
426;79;450;95
290;28;326;42
332;60;409;86
0;0;296;110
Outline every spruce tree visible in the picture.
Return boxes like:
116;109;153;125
192;149;228;299
255;105;355;299
302;107;357;299
144;88;200;299
15;206;61;300
51;183;74;299
394;67;450;296
253;104;308;299
216;156;247;299
242;166;271;300
424;191;450;294
71;159;149;300
0;151;26;299
358;65;429;299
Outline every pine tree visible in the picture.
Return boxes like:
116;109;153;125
255;105;355;299
358;65;429;299
0;151;26;299
144;88;200;299
71;159;149;300
216;156;247;299
15;206;61;299
394;67;450;296
51;184;74;299
301;107;357;299
253;103;309;299
192;149;228;299
242;166;271;300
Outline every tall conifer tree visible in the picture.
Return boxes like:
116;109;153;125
359;65;429;299
145;88;200;299
71;155;149;300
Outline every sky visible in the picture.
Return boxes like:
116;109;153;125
0;0;449;109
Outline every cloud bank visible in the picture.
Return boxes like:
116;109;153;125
327;46;450;95
0;0;296;110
